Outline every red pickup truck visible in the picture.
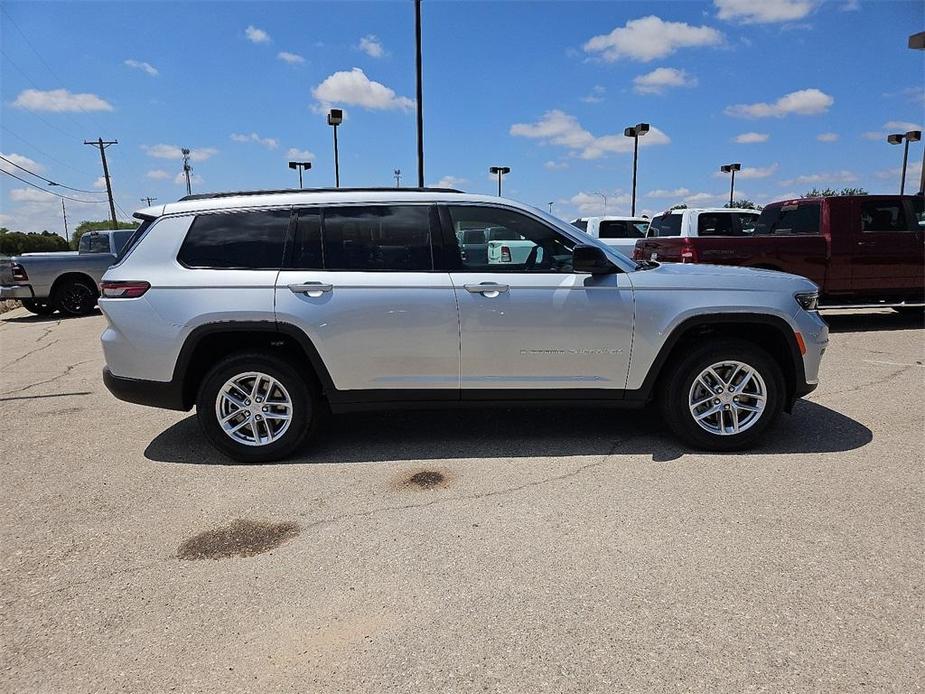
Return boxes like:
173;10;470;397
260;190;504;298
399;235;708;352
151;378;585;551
634;195;924;308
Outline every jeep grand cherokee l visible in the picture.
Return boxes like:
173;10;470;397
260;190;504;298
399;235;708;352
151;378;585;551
99;188;827;462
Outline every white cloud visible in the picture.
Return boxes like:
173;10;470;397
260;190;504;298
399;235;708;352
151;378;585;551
725;88;833;118
875;160;922;180
145;169;170;180
12;88;113;112
714;0;817;24
647;187;692;198
861;121;923;141
0;152;44;175
230;132;279;149
431;176;467;189
544;160;569;170
734;132;769;143
739;163;779;178
9;188;55;203
780;170;858;185
684;192;729;205
93;176;107;189
358;35;386;58
286;148;315;161
817;132;839;142
568;191;632;215
510;109;670;160
245;25;271;44
580;85;606;104
312;68;414;111
277;51;305;64
124;59;158;76
174;172;204;186
633;67;697;95
583;16;723;63
142;144;218;162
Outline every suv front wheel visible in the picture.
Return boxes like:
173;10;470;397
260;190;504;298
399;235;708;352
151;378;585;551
660;339;784;451
196;352;317;463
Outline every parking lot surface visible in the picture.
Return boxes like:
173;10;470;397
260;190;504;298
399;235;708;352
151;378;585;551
1;307;922;693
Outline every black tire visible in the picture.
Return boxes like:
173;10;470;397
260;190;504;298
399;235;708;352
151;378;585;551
21;299;56;316
659;339;785;452
52;278;98;316
196;352;318;463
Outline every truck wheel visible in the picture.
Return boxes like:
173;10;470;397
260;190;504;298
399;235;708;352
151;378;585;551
196;352;318;463
52;278;98;316
21;299;56;316
660;339;784;451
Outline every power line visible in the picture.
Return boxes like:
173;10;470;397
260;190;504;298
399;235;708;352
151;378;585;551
1;169;107;204
0;124;98;179
0;154;106;194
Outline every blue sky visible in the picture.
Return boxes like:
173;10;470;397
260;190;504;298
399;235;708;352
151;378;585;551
1;0;923;234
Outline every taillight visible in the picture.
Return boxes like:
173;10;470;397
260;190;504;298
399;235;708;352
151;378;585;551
11;263;28;282
680;238;698;263
100;280;150;298
632;245;643;261
500;245;511;263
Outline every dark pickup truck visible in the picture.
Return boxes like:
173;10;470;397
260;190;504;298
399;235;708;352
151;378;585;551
635;195;924;309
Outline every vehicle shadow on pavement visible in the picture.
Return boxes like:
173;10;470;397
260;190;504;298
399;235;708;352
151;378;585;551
822;310;923;334
145;399;872;467
0;309;101;324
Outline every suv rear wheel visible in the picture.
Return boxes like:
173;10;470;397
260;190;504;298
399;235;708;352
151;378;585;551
660;339;784;451
196;352;318;463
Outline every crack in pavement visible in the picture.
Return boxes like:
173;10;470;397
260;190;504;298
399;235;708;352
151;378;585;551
0;360;92;396
36;321;63;342
1;338;60;370
808;364;913;401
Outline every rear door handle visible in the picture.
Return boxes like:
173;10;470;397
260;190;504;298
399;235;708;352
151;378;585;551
289;282;333;296
464;283;509;296
856;241;876;247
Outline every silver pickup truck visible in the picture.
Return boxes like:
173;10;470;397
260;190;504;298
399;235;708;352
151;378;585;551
0;229;134;316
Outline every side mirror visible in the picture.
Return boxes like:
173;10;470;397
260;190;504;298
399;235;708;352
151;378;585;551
572;244;617;274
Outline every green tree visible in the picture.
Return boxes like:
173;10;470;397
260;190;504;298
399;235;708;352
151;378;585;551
802;187;868;198
71;219;138;249
669;203;688;210
0;228;70;256
724;199;762;210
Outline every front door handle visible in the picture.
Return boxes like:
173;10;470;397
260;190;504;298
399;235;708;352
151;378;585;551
289;282;333;296
464;283;509;296
856;241;876;247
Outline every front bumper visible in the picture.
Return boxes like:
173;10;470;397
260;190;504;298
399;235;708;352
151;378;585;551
103;367;188;411
0;284;34;300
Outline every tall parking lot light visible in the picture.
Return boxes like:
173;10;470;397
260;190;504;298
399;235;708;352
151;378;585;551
624;123;649;216
288;161;312;189
489;166;510;196
887;130;921;196
720;163;742;207
327;109;343;187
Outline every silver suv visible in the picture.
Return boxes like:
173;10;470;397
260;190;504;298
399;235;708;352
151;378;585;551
100;188;828;462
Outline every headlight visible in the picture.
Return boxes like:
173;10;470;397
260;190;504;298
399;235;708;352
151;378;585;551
795;291;819;311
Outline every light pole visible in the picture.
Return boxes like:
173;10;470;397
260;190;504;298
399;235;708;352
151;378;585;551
181;148;192;196
547;201;554;214
394;169;401;188
288;161;312;189
327;108;343;187
596;192;608;214
887;130;921;196
414;0;424;187
623;122;649;216
720;163;741;207
489;166;510;196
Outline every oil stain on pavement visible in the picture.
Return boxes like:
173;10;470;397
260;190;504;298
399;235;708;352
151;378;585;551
176;519;300;560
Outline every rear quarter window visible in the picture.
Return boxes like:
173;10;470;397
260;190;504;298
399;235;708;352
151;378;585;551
754;203;820;235
599;221;646;239
648;214;682;237
178;209;290;269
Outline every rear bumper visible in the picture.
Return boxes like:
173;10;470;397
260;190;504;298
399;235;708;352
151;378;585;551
0;284;34;300
102;367;188;411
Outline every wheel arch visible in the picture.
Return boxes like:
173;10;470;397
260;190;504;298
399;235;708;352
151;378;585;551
50;271;100;299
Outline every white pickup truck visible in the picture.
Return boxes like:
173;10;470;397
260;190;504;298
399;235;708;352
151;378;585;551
0;229;134;316
570;216;650;257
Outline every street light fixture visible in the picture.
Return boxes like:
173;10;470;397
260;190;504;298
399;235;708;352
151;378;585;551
623;122;649;216
547;201;555;214
327;108;343;188
720;163;742;207
489;166;510;196
887;130;921;195
288;161;312;189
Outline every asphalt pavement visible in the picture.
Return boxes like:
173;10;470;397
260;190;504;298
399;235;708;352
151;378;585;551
1;307;922;693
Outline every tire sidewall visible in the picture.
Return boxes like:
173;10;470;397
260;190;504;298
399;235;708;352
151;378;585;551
663;340;785;451
196;353;314;463
53;279;97;316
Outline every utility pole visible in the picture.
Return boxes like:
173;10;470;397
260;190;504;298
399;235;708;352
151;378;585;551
61;199;69;241
548;201;554;214
394;169;401;188
414;0;425;187
84;138;118;227
181;148;192;195
141;196;157;206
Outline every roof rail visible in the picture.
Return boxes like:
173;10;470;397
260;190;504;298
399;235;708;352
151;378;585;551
178;187;464;202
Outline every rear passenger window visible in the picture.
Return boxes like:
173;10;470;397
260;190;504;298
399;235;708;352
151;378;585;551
754;203;820;235
697;214;735;237
860;200;908;232
291;210;323;269
599;221;646;239
648;214;682;237
178;210;290;268
323;206;434;271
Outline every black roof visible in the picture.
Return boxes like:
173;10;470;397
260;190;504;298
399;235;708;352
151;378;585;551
178;187;464;202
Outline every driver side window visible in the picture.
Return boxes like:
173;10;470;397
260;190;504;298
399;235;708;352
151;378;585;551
447;205;576;273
